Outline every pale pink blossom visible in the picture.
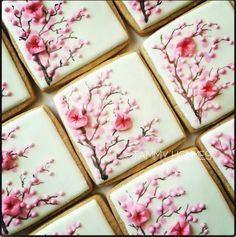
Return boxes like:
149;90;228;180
168;221;191;235
67;107;88;129
26;34;45;54
114;112;132;131
2;195;22;216
199;81;218;97
2;151;14;170
25;1;44;21
126;202;151;226
175;37;196;57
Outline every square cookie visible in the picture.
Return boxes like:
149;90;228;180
2;106;92;235
2;32;35;122
2;1;128;91
141;1;234;132
196;115;234;200
114;0;202;35
32;195;122;235
54;52;185;185
107;148;234;235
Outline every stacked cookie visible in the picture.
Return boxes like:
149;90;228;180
1;0;234;236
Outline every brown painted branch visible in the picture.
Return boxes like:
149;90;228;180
173;59;202;123
139;0;162;23
163;24;193;49
139;226;146;235
1;214;9;235
99;137;123;161
6;215;16;228
139;0;148;23
146;0;162;12
212;144;234;168
137;181;149;202
89;100;113;141
80;127;108;180
34;54;52;85
117;140;130;159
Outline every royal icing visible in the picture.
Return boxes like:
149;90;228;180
2;107;90;234
200;117;234;192
2;41;31;115
54;53;185;185
2;1;128;90
34;199;114;235
143;1;234;130
109;150;234;235
122;0;192;30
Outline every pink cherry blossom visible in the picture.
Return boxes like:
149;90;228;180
168;221;191;235
26;34;46;54
126;202;151;226
199;80;218;97
2;195;22;216
67;107;88;129
25;1;44;21
175;37;196;57
2;151;14;170
114;112;132;131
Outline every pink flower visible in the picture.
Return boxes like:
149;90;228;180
168;221;191;235
25;1;43;14
2;151;14;170
25;1;44;21
175;37;196;57
67;108;88;129
26;34;45;54
2;195;22;216
114;113;132;131
127;202;151;226
199;81;218;97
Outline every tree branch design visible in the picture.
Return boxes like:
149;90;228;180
210;131;234;171
1;126;64;234
118;168;208;235
60;70;162;181
152;20;234;124
4;1;90;85
2;126;34;171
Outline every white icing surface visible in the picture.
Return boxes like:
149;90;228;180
143;1;234;130
34;199;114;235
2;1;128;90
200;118;234;189
2;41;30;113
2;107;89;234
54;53;185;185
109;150;234;235
123;0;191;30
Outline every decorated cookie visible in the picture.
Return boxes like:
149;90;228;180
2;32;35;122
54;52;185;185
114;0;201;35
196;116;234;200
1;106;92;235
107;148;234;235
32;195;122;235
2;1;128;91
141;1;234;132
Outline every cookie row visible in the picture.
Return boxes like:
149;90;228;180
2;0;129;121
2;103;234;234
2;1;234;134
2;88;234;235
32;125;235;235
